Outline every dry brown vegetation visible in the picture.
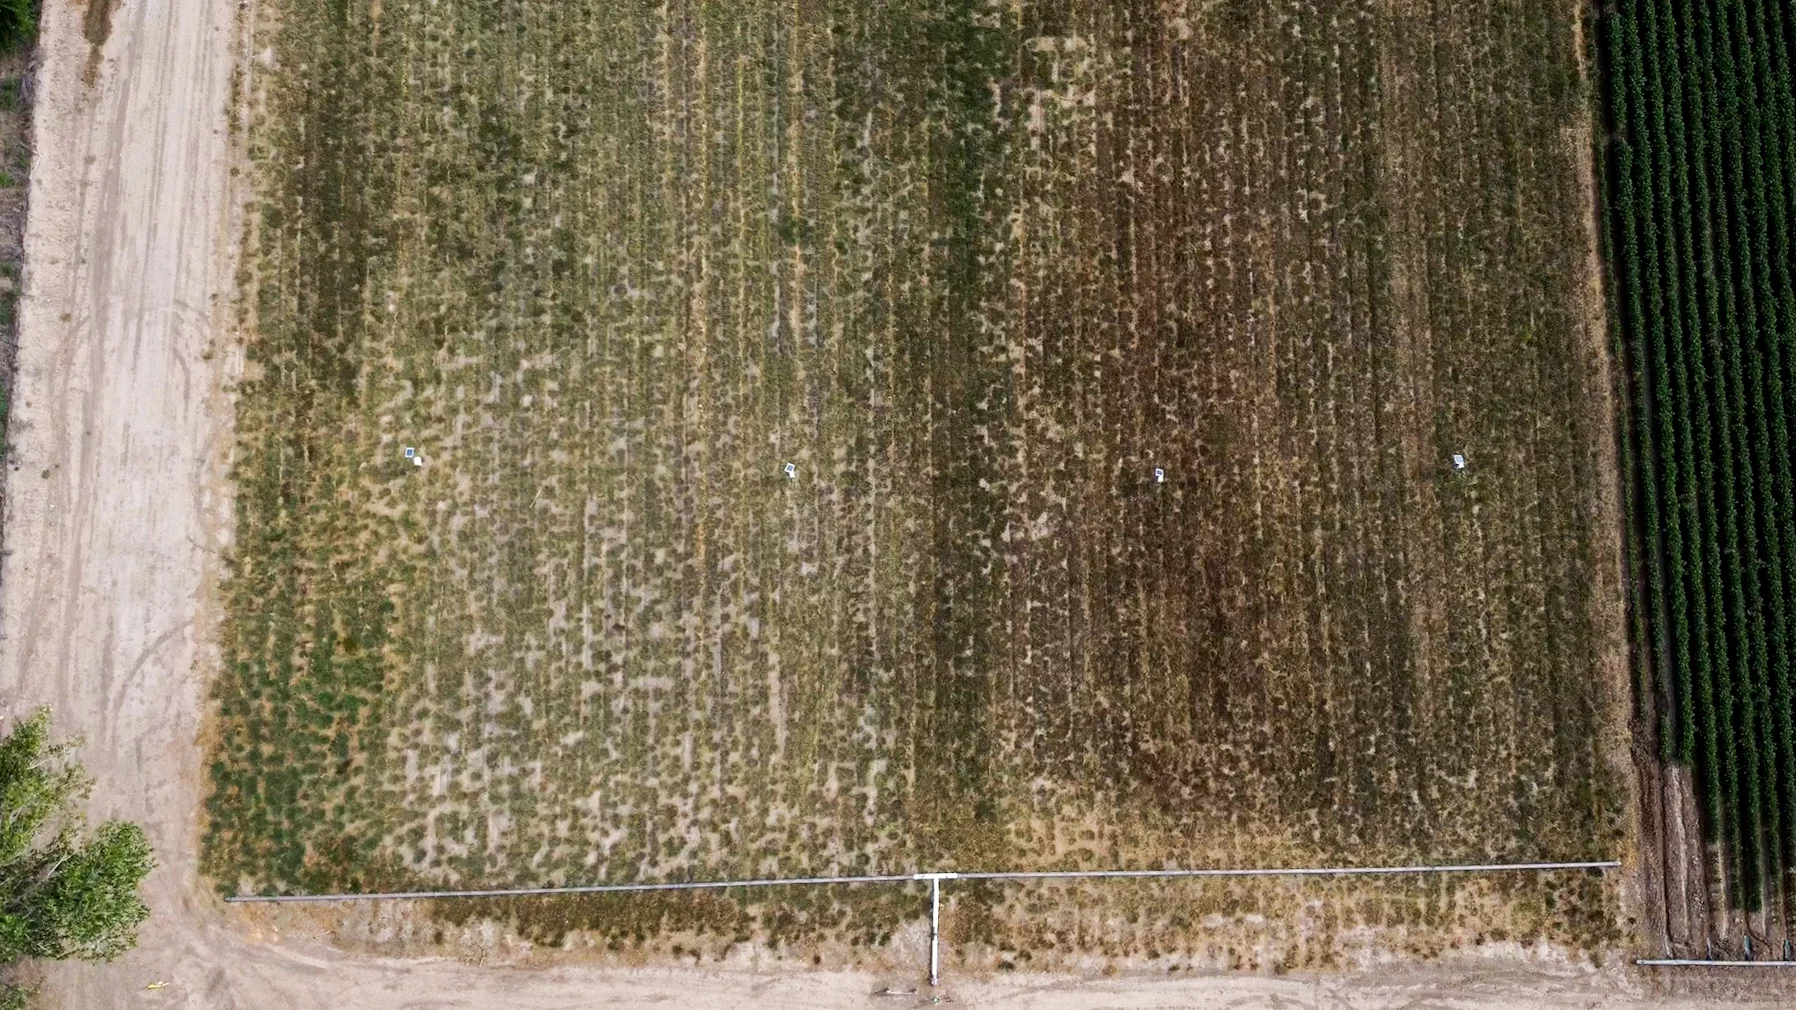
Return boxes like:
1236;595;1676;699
204;0;1624;967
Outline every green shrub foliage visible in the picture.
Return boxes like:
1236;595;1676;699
0;0;32;52
0;709;152;965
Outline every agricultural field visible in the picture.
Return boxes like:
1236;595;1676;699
1603;0;1796;956
204;0;1624;964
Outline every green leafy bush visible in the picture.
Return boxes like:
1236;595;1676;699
0;0;32;52
0;709;153;966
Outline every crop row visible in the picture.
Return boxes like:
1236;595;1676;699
1604;0;1796;926
206;0;1621;956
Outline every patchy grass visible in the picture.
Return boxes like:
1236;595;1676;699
207;0;1623;963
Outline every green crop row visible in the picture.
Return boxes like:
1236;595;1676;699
1604;0;1796;926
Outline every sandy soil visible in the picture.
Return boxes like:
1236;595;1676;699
0;0;1785;1007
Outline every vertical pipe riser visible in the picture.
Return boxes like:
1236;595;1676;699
929;876;941;988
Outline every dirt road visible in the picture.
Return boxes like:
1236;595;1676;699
0;0;244;1003
0;1;1779;1007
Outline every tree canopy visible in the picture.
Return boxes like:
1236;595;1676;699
0;708;151;966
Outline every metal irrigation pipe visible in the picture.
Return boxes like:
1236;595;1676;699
223;859;1619;905
227;860;1618;989
224;871;921;903
925;873;945;987
952;860;1621;881
1637;959;1796;967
